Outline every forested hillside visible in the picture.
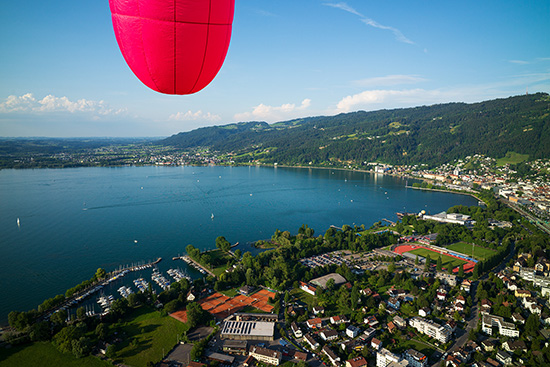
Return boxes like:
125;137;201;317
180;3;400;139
160;93;550;167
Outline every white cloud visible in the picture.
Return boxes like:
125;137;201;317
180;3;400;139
234;99;312;122
509;60;530;65
325;2;414;44
354;75;427;87
168;110;221;122
0;93;126;116
335;89;444;113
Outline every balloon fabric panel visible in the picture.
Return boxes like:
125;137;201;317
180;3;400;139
109;0;235;95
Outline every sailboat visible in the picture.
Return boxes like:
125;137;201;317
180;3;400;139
17;218;20;227
211;213;214;219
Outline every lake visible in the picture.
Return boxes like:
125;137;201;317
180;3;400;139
0;165;478;323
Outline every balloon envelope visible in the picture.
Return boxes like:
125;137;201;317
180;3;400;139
109;0;234;95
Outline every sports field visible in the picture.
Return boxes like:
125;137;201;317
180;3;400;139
446;242;495;261
408;248;468;269
394;244;475;273
171;289;275;322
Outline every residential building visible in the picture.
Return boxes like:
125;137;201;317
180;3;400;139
461;279;472;293
291;321;302;338
313;306;325;315
321;329;339;341
393;315;407;329
346;356;368;367
300;281;317;296
419;307;431;317
304;334;319;350
249;346;282;366
377;348;401;367
371;338;383;350
495;350;513;366
388;297;401;310
404;349;428;367
331;315;349;324
481;314;519;338
322;345;341;366
409;317;452;343
346;325;361;338
306;317;323;329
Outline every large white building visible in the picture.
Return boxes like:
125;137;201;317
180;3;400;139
482;314;520;338
377;348;403;367
409;317;452;343
249;346;282;366
221;320;275;341
421;212;473;226
403;349;428;367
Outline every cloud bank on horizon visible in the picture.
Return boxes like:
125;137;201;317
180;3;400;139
1;0;549;136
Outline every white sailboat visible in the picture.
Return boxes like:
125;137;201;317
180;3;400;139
17;218;20;227
211;213;214;219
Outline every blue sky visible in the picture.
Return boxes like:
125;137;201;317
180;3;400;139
1;0;549;137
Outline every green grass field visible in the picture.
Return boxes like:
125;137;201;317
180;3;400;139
0;342;114;367
408;248;468;269
446;242;496;260
112;306;188;367
496;152;529;166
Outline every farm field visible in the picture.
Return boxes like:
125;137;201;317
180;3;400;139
496;152;529;166
446;242;496;260
408;248;468;270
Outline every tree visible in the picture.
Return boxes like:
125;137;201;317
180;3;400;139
437;256;443;271
95;323;107;340
526;314;540;336
187;302;208;329
424;255;432;272
50;309;68;325
76;307;86;320
215;236;231;252
234;249;242;259
458;264;464;278
29;321;51;342
95;268;106;280
415;255;419;265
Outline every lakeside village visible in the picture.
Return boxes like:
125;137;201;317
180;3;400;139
3;192;550;367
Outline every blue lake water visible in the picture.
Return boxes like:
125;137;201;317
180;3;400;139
0;166;478;323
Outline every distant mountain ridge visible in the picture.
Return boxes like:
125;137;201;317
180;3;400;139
160;93;550;167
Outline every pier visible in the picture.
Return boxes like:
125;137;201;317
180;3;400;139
174;255;216;278
110;257;162;276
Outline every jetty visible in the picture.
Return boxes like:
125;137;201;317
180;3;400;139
174;255;216;278
110;257;162;276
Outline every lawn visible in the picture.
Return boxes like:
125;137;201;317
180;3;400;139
290;288;316;308
400;339;436;357
446;242;496;261
112;306;189;367
496;152;529;166
220;287;239;297
204;249;232;277
408;248;468;270
0;342;114;367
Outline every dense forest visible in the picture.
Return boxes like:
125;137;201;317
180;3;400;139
161;93;550;167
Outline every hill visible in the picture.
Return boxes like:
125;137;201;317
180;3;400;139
159;93;550;167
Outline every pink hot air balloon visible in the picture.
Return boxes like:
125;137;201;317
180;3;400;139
109;0;234;95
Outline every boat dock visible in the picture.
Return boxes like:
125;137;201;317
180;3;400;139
110;257;162;276
174;255;216;278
